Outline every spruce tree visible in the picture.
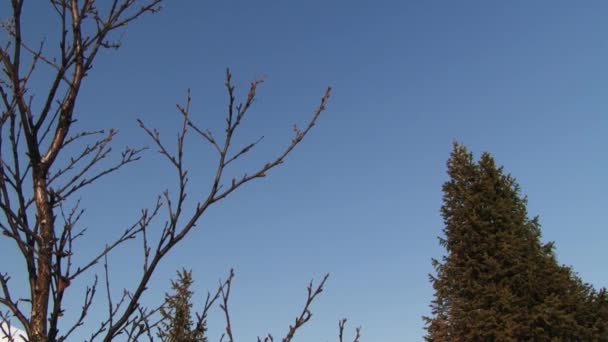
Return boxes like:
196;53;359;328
158;269;207;342
425;143;608;341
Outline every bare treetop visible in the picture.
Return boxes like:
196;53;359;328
0;1;359;342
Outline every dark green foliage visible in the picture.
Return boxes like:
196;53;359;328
425;143;608;341
158;269;208;342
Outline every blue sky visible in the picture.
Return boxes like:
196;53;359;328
1;1;607;340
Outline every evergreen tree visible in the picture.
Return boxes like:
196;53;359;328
158;270;207;342
425;143;608;341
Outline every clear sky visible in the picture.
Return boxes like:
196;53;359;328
1;1;607;341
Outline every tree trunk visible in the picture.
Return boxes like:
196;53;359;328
30;171;54;342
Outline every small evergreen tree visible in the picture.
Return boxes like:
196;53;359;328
158;270;207;342
425;143;607;341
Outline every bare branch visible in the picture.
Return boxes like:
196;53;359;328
105;72;330;340
0;273;29;335
281;274;330;342
70;197;162;281
58;276;98;342
218;269;235;342
212;85;331;204
223;136;264;167
194;270;234;337
339;319;361;342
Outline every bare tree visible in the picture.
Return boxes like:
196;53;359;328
0;1;359;341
